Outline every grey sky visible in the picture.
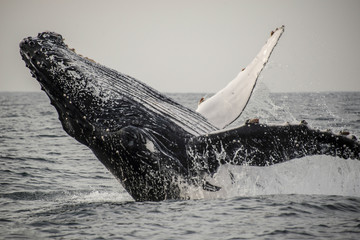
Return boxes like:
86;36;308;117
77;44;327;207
1;0;359;93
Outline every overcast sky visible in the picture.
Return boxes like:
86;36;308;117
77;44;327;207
1;0;359;93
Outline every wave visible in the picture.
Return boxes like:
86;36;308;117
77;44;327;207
0;189;132;203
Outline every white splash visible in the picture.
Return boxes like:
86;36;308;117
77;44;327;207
183;156;360;200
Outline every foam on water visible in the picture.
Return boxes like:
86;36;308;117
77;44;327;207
67;190;133;203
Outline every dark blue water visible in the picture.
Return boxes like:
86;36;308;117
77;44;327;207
1;90;360;239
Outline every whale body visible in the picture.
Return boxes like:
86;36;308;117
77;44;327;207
20;28;360;201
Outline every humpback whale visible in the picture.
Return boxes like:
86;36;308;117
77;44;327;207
20;27;360;201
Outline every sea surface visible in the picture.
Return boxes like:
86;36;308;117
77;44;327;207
1;89;360;239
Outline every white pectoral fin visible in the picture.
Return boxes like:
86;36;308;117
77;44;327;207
196;26;285;129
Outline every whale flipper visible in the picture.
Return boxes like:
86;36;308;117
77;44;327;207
196;26;285;129
187;123;360;174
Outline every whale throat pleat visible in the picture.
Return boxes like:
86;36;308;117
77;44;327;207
65;53;218;136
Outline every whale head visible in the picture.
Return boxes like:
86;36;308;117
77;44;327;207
20;32;107;145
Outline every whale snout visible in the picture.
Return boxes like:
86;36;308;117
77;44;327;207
20;32;66;66
20;32;64;51
20;37;41;61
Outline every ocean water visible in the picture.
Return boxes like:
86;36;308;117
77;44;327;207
1;89;360;239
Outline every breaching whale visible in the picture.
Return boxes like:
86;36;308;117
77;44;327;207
20;27;360;201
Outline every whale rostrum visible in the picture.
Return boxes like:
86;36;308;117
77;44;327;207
20;28;360;201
